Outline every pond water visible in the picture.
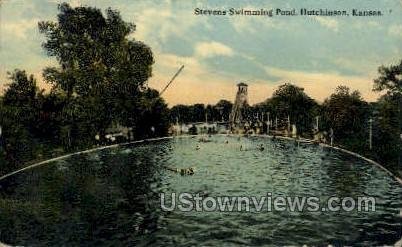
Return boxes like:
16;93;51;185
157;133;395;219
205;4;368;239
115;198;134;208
0;135;401;246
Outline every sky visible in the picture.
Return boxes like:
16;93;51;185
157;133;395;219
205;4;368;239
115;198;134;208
1;0;402;106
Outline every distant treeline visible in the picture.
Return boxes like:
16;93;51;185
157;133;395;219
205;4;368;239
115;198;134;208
169;100;233;124
169;81;401;176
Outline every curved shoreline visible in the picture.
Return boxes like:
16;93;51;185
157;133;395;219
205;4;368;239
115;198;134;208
0;134;401;186
318;142;402;185
0;136;174;181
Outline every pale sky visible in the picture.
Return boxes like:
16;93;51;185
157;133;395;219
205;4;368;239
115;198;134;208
1;0;402;106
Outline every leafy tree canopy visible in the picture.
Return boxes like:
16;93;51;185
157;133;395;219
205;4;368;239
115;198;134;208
3;70;39;108
39;3;153;99
322;85;369;140
374;59;402;95
271;83;317;116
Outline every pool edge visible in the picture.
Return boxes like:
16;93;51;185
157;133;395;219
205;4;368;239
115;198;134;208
0;134;401;186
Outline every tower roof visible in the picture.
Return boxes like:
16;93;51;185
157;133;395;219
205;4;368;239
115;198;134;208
237;82;248;87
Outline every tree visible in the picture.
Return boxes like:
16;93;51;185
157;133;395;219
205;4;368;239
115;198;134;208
191;104;206;122
373;60;402;132
268;83;317;134
2;70;42;133
374;60;402;95
38;3;166;146
373;61;402;174
322;86;370;151
169;100;233;124
170;104;190;123
39;4;152;98
131;89;169;138
3;70;39;108
1;3;169;175
0;70;42;175
214;100;233;122
371;94;400;170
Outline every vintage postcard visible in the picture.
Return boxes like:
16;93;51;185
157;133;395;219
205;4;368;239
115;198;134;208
0;0;401;246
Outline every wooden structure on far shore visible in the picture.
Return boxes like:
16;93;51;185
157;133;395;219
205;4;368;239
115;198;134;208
229;82;248;131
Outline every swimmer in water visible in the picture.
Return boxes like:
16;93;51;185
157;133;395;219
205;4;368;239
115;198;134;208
258;144;264;151
180;167;195;176
225;140;229;144
167;167;195;176
196;144;200;150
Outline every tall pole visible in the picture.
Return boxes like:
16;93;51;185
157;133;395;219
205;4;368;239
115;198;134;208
0;125;2;149
267;112;270;135
369;118;373;150
275;117;278;130
160;65;184;95
316;116;319;131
